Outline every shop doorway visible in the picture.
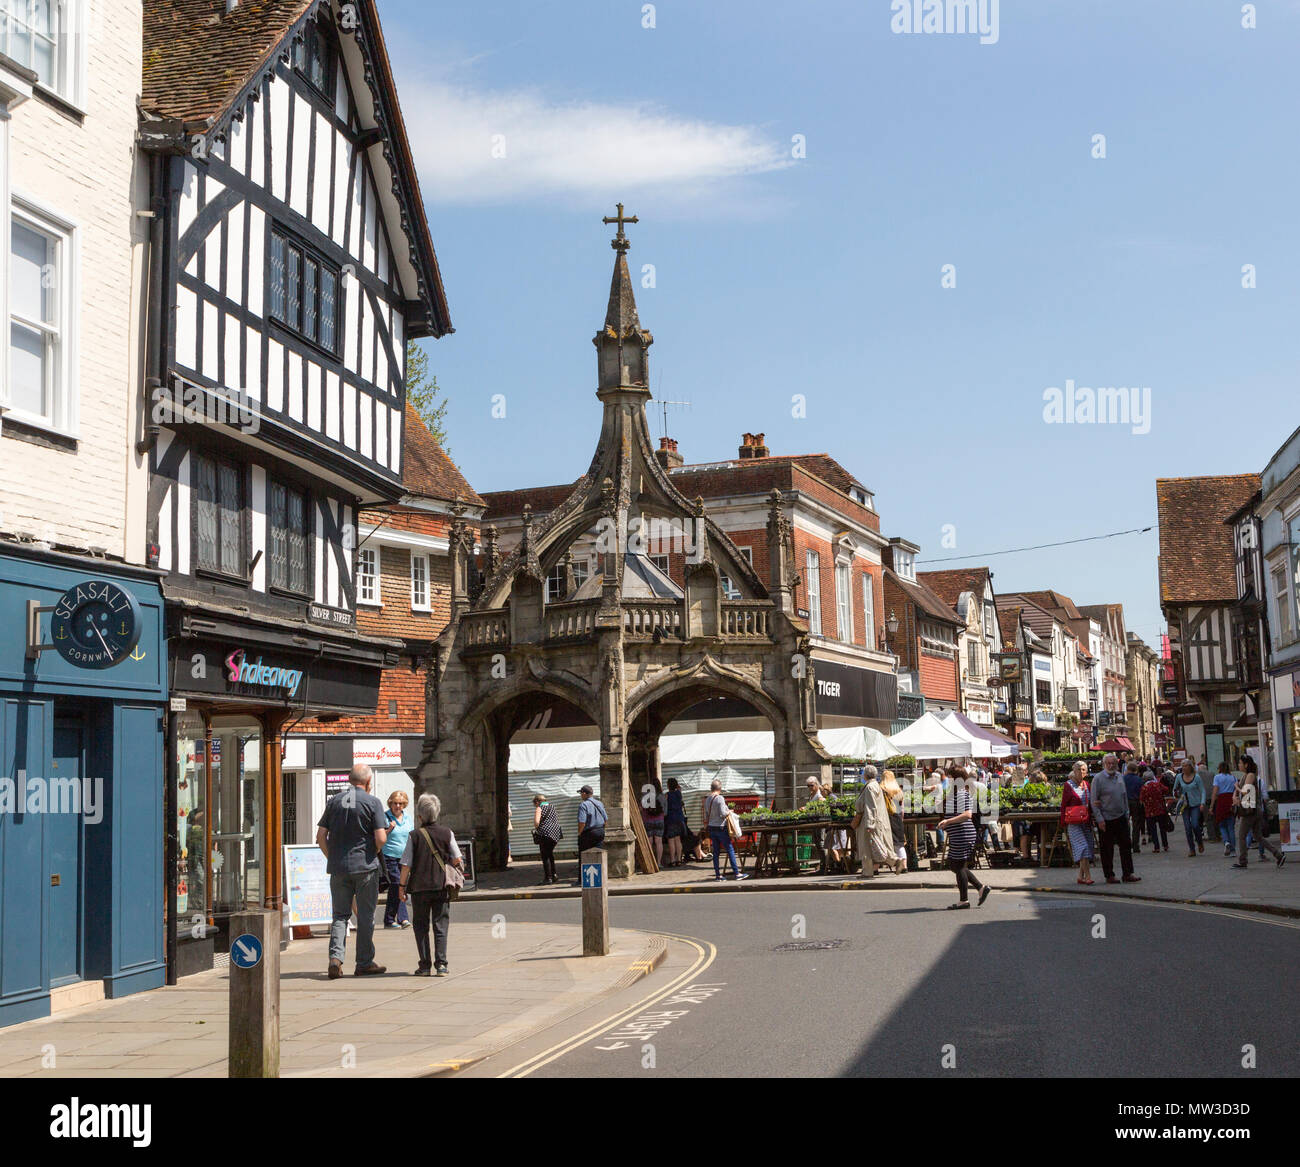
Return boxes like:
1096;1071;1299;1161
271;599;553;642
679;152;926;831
49;719;85;986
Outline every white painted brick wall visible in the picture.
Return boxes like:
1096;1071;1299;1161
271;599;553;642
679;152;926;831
0;1;146;563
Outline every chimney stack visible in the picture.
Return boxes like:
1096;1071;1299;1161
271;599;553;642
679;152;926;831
656;436;683;471
738;432;769;459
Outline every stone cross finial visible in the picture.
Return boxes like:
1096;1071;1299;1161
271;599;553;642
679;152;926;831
602;202;638;254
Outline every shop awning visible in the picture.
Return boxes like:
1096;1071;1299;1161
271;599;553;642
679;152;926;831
936;709;1020;758
1092;736;1137;752
887;712;977;759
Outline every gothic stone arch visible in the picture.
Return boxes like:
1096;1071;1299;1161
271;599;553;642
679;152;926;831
416;216;829;876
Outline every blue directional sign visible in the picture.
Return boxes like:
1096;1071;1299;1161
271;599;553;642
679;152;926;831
230;933;263;969
582;863;603;889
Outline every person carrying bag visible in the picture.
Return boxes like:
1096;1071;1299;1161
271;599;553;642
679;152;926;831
398;793;465;977
704;780;748;882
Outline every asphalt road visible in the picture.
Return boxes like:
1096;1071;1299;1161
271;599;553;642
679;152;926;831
455;889;1300;1078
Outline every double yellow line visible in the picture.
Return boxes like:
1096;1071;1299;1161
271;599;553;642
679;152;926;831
498;932;717;1078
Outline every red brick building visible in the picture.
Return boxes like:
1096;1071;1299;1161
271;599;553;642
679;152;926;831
282;406;483;842
883;539;963;713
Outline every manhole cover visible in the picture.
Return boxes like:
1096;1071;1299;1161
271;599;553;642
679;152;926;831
773;939;847;952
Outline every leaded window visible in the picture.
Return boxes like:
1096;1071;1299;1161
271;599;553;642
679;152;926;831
269;480;308;593
195;454;243;575
269;226;341;355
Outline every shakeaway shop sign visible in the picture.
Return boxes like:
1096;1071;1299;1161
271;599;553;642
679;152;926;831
224;649;304;697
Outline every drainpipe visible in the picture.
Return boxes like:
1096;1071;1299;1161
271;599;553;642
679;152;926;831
138;151;174;457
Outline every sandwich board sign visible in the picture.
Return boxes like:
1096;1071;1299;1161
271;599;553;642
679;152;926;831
284;844;333;927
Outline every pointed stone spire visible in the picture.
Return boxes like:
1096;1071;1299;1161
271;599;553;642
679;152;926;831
594;202;652;394
605;250;641;334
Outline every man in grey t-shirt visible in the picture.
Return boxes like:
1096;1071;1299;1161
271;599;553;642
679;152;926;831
316;764;389;978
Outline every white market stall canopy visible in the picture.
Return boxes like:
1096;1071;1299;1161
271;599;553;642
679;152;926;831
887;712;976;759
505;725;899;859
936;709;1020;758
509;725;900;776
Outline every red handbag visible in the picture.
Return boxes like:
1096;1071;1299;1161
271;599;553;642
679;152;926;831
1063;781;1090;825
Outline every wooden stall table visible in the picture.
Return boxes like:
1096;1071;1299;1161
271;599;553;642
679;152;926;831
746;819;855;877
906;809;1062;867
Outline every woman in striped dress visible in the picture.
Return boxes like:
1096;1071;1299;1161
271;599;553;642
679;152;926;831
1061;761;1095;884
937;766;990;910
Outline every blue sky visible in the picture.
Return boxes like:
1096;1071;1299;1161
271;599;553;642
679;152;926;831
381;0;1300;650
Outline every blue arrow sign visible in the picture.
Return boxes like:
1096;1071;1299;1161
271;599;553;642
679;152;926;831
230;933;263;969
582;863;602;889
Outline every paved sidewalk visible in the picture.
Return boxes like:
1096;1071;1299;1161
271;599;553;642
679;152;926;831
0;922;665;1079
473;845;1300;914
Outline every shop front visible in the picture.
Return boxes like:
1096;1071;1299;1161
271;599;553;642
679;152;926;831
1269;667;1300;793
280;734;425;848
166;613;397;976
1;549;167;1027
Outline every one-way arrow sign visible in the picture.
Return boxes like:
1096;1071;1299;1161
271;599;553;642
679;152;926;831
230;933;263;969
582;863;602;889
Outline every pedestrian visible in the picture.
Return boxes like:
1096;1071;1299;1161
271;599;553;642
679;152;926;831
822;780;849;872
531;793;562;885
315;763;389;979
397;793;464;977
1061;761;1095;884
1242;757;1268;859
1008;764;1034;864
704;779;747;881
1231;769;1285;869
1090;752;1140;884
640;781;665;868
936;766;990;909
1210;761;1238;856
854;765;898;876
505;800;513;867
1172;760;1207;857
881;769;909;869
663;776;688;867
575;784;607;866
1123;761;1146;853
1141;768;1170;853
381;791;412;929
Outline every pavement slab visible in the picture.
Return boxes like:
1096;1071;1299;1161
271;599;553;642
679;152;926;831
0;921;666;1078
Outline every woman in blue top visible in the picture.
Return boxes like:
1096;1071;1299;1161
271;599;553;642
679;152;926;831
1172;761;1206;858
382;791;413;928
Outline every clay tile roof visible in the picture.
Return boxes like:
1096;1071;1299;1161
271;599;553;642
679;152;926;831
401;405;483;507
888;569;962;626
1016;589;1083;620
142;0;315;126
1002;595;1057;640
1156;474;1261;605
916;567;989;609
480;482;581;522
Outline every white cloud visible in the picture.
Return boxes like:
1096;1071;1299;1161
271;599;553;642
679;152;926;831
403;83;795;207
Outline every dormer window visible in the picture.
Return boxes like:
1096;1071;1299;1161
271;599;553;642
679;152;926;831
894;551;915;580
293;14;335;99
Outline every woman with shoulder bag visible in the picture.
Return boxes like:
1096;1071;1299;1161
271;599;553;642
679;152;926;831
398;793;465;977
1231;772;1284;869
704;779;747;882
532;794;563;885
1061;761;1095;884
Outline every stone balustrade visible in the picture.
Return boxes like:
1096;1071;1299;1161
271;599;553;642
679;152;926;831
721;600;772;638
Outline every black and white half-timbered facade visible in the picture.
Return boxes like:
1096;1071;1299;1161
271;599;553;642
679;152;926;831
137;0;450;953
1157;474;1263;770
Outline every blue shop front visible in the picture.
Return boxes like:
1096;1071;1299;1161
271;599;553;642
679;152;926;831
0;547;167;1028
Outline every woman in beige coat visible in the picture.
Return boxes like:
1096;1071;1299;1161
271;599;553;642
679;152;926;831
855;765;901;875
